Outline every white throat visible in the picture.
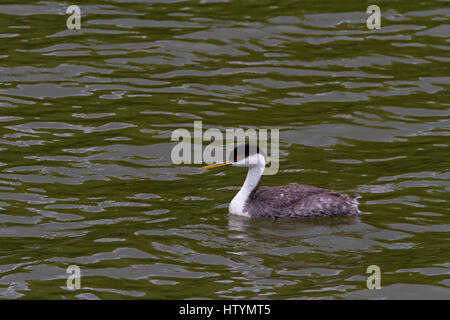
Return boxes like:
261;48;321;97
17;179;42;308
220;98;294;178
229;154;266;217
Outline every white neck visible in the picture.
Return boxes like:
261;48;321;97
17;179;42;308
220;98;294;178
229;155;265;217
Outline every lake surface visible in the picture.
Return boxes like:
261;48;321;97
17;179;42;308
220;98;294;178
0;0;449;299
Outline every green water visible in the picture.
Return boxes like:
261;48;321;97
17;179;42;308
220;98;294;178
0;0;449;299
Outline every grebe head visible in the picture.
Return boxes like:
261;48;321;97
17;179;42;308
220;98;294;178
230;144;266;168
200;143;266;170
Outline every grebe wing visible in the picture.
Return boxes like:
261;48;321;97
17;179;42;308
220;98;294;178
252;184;335;207
251;184;360;218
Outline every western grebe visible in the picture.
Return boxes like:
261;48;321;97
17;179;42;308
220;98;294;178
201;144;361;219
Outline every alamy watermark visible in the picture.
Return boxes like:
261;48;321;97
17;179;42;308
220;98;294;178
66;265;81;290
170;121;280;175
366;5;381;30
366;265;381;289
64;5;380;32
66;5;81;30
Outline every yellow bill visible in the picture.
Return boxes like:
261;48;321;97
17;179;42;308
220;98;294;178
200;161;232;170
